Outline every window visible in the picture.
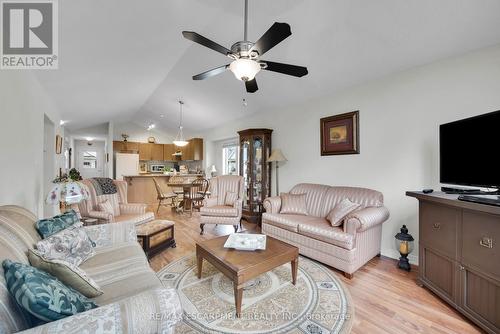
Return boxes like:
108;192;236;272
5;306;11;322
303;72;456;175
83;151;97;169
222;145;238;175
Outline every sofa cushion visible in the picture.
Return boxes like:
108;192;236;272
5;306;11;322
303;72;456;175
326;198;360;226
263;213;321;233
280;193;308;215
297;219;355;250
98;199;115;216
80;244;162;305
319;186;384;217
114;212;155;225
36;223;95;266
35;210;79;239
224;191;238;206
200;205;238;217
28;249;103;298
2;260;98;322
289;183;331;217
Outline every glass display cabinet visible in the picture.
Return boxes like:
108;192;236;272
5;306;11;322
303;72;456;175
238;128;273;224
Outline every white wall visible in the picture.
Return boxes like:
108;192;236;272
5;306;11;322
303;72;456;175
0;71;64;217
202;44;500;263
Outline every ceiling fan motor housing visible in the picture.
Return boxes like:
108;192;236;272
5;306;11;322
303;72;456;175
230;41;259;59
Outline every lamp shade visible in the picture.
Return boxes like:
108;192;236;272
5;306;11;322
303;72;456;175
46;181;89;205
268;149;287;162
229;59;261;81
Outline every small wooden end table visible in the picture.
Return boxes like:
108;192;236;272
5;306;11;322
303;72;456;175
136;220;176;259
196;235;299;317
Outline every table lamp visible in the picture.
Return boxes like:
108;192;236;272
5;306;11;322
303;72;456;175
46;177;89;212
268;149;287;195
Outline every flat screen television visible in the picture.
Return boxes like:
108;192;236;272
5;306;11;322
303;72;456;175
440;110;500;189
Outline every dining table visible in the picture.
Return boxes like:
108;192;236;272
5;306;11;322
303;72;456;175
167;182;210;212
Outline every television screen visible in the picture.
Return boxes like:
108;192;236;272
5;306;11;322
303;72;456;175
440;110;500;188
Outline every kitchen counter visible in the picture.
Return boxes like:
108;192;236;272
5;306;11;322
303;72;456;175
124;174;203;178
124;174;204;204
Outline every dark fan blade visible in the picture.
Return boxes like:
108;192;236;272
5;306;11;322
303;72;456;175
245;78;258;93
261;61;308;77
193;64;229;80
182;31;232;57
249;22;291;56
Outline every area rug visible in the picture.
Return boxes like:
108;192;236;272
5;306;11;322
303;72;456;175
158;254;354;334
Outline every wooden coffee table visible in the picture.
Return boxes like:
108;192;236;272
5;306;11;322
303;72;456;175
196;235;299;317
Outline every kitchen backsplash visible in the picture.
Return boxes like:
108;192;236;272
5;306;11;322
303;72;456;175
143;160;203;173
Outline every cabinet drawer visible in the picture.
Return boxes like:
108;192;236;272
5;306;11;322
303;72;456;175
420;202;460;259
462;210;500;278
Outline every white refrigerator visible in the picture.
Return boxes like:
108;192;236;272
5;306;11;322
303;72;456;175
115;153;139;180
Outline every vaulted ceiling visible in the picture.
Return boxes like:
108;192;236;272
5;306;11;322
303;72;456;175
35;0;500;134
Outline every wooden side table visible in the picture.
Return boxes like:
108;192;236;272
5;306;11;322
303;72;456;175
136;220;176;259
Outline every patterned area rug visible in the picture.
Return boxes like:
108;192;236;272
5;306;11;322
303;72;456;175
158;254;354;334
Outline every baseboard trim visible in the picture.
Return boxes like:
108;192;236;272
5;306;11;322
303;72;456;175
381;248;418;265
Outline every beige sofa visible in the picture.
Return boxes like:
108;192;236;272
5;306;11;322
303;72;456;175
75;179;154;225
262;183;390;278
0;205;181;334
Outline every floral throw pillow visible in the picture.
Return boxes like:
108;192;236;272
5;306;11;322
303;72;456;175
2;260;98;322
326;198;361;227
28;249;103;298
36;222;95;266
35;210;80;239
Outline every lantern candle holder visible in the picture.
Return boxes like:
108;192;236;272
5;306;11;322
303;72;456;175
395;225;414;271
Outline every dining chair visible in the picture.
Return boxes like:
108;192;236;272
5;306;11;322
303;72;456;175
153;178;177;213
183;178;209;216
168;175;185;213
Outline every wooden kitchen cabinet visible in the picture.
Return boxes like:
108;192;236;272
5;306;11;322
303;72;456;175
139;143;164;161
163;144;177;162
114;139;203;161
190;138;203;161
151;144;164;160
139;143;152;160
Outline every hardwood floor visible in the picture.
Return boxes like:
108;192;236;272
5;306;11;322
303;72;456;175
149;206;484;334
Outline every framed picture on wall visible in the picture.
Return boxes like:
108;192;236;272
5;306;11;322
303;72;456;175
55;135;63;154
320;111;359;155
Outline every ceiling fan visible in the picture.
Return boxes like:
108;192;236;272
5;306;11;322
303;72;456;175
182;0;308;93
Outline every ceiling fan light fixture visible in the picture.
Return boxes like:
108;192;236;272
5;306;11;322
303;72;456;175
229;58;261;81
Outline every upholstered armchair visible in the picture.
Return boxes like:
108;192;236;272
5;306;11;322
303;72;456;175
199;175;244;235
74;179;154;225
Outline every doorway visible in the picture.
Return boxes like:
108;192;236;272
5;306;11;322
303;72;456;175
75;139;105;179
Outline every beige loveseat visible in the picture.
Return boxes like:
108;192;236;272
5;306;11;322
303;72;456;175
0;205;181;333
262;183;390;278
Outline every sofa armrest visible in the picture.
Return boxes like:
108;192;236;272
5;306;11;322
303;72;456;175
19;288;182;334
88;210;114;223
344;206;390;234
263;196;281;214
119;203;147;215
203;196;218;208
84;221;137;249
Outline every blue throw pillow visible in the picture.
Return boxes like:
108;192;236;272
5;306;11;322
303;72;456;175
2;260;98;323
35;210;79;238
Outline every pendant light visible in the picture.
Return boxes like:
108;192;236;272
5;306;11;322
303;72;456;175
173;100;189;147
